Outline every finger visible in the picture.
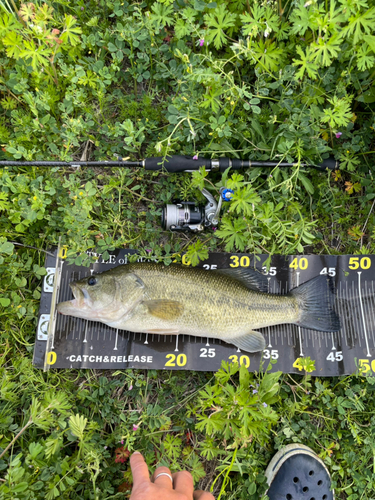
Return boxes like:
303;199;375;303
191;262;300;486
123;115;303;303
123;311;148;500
130;452;150;489
193;490;215;500
172;470;194;497
152;466;174;489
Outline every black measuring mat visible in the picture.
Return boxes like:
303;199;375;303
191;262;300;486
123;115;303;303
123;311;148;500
34;250;375;376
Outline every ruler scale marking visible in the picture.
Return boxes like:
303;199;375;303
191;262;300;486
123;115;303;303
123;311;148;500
337;281;348;348
364;280;375;347
362;280;374;346
345;281;357;344
358;272;371;357
36;252;375;375
351;280;362;345
370;281;375;346
113;329;119;350
352;280;364;347
296;273;304;357
346;282;357;345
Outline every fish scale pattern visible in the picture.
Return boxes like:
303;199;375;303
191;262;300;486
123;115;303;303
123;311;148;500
119;264;299;337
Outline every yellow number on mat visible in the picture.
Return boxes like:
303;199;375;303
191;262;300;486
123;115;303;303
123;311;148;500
240;256;250;267
165;354;187;367
228;354;250;367
230;255;251;268
358;359;375;374
290;257;308;270
349;257;371;270
46;351;57;365
230;256;239;268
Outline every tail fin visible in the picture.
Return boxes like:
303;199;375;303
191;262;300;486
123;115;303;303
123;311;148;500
290;276;341;332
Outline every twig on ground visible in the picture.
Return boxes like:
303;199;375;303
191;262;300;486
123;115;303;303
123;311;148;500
0;417;33;460
11;242;55;257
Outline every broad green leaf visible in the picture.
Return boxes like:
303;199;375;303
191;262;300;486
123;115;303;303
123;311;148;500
342;7;375;44
363;34;375;52
298;172;314;195
293;45;319;80
150;2;174;27
204;4;237;49
310;33;342;67
0;240;14;254
60;14;82;46
0;297;10;307
3;30;23;58
19;40;50;70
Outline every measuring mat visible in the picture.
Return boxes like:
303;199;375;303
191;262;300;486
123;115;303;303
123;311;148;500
33;249;375;376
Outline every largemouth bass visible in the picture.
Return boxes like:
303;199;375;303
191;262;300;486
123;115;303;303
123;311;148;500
57;263;340;353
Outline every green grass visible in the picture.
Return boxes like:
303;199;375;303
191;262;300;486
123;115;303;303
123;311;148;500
1;0;375;497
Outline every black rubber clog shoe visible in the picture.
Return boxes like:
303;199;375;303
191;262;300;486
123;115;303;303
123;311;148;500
265;444;334;500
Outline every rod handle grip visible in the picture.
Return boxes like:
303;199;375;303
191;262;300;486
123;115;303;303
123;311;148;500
144;155;211;172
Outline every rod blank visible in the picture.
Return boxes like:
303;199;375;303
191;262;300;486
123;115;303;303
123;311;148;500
0;155;339;171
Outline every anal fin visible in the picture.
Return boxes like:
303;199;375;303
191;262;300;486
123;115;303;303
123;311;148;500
222;331;266;353
145;329;179;334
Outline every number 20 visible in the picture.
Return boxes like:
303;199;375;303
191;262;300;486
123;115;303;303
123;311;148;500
165;354;187;367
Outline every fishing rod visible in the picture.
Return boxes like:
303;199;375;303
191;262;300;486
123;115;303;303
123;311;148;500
0;155;338;172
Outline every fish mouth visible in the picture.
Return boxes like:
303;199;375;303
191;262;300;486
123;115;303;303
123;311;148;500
70;283;86;304
56;283;88;315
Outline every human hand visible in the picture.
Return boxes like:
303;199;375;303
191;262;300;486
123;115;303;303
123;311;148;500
129;452;215;500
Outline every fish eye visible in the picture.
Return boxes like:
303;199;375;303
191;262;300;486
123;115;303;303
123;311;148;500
87;277;97;286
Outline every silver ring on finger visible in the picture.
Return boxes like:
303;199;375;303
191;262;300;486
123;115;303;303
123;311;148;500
155;472;173;483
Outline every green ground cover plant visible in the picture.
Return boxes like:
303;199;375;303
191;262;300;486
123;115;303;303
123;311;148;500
1;0;375;498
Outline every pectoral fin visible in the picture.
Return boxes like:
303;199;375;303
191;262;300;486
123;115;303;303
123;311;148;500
222;331;266;353
144;300;184;320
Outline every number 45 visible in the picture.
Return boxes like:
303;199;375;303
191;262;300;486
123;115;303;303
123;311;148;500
320;267;336;277
326;351;343;362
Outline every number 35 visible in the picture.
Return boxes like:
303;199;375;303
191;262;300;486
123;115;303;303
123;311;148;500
263;349;279;359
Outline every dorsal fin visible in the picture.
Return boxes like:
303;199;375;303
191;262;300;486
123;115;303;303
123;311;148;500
214;267;269;293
